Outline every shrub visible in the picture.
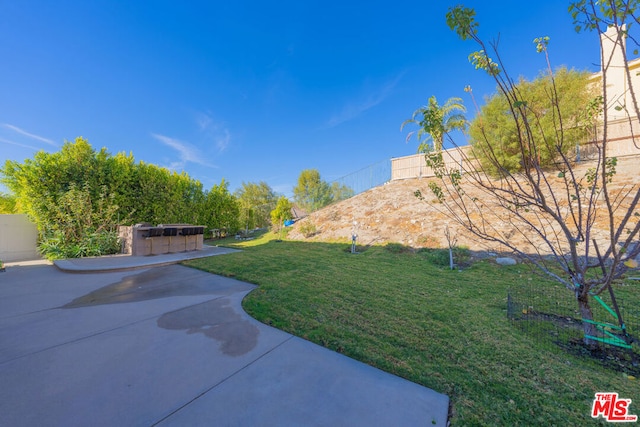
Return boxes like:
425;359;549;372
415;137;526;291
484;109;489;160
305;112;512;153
418;248;449;266
343;244;369;253
39;230;121;260
1;138;240;257
417;234;439;248
298;221;317;238
384;242;412;254
35;182;123;260
419;246;471;267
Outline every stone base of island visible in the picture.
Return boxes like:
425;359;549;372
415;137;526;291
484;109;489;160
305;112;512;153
118;224;205;256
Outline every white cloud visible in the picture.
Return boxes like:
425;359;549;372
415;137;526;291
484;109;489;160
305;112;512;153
194;111;232;153
195;111;213;131
151;133;216;169
0;137;41;151
325;73;404;128
1;124;57;146
215;129;231;152
326;98;381;128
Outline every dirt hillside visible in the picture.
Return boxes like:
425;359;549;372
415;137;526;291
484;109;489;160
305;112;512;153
287;155;640;254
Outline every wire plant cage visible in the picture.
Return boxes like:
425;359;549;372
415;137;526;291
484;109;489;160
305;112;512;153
507;279;640;375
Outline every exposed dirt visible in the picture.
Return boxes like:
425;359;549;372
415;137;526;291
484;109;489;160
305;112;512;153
287;155;640;254
511;311;640;374
558;337;640;376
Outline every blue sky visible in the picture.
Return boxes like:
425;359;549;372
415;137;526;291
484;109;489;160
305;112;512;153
0;1;601;197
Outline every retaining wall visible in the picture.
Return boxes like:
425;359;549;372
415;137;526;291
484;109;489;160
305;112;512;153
0;214;40;262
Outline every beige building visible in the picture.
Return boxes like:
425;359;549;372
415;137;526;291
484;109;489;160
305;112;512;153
592;25;640;157
391;25;640;181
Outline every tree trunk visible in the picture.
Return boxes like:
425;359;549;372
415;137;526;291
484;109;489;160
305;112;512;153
577;293;598;348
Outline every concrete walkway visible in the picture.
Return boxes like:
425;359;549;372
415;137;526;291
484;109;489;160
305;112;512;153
53;245;242;273
0;251;449;426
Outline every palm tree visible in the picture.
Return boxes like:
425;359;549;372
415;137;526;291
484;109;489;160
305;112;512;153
401;96;467;151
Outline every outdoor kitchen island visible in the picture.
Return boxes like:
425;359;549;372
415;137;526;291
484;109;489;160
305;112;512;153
118;224;205;256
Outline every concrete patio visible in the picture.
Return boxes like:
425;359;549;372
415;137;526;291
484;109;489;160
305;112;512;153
0;252;449;426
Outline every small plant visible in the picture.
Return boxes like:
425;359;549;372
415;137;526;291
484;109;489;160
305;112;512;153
384;242;413;254
298;221;317;238
39;230;121;260
328;211;341;222
343;244;369;253
279;226;292;238
417;234;439;248
418;248;449;266
419;246;470;267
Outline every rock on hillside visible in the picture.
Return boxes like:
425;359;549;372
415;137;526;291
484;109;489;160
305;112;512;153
287;155;640;254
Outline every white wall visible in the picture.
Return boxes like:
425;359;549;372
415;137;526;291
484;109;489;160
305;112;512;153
0;214;40;262
597;25;640;122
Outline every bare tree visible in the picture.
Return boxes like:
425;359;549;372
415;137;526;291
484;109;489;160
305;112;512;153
414;3;640;347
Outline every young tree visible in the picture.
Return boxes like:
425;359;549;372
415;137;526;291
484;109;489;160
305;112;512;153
411;4;640;348
270;196;294;232
401;95;467;152
293;169;334;212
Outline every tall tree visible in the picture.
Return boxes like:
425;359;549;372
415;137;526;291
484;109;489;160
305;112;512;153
1;138;118;233
293;169;334;212
1;137;213;258
331;181;355;203
401;95;467;152
412;4;640;348
0;192;20;214
198;179;241;235
469;67;598;174
235;181;278;229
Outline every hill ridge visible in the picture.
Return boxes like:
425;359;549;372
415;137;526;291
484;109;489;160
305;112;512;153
287;155;640;253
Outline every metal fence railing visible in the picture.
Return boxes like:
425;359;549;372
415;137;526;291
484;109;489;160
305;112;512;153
330;159;391;197
390;132;640;182
326;129;640;203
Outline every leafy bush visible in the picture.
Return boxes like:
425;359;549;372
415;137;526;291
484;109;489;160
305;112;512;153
418;248;449;266
417;234;439;248
1;138;241;258
342;244;369;253
39;230;121;260
298;221;317;238
384;242;413;254
279;226;292;238
418;246;470;267
35;182;123;260
469;67;596;174
0;192;20;213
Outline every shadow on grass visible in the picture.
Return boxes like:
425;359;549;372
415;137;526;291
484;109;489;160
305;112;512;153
184;237;640;425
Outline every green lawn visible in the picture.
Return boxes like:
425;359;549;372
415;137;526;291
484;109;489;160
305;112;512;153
185;234;640;426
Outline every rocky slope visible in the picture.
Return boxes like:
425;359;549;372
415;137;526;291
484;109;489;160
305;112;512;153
287;155;640;254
